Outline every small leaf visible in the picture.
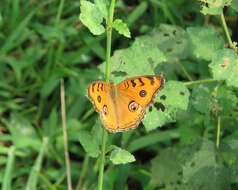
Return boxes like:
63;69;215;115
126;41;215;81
79;1;105;35
94;0;109;19
187;26;224;61
112;19;131;38
78;130;99;158
201;0;232;15
209;48;238;87
110;148;135;164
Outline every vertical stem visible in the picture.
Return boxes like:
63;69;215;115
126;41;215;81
61;79;72;190
216;116;221;148
98;128;107;190
105;0;116;83
98;0;116;190
220;11;235;51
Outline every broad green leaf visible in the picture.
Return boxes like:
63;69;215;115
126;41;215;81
232;0;238;12
209;48;238;87
100;34;166;84
99;24;189;83
187;26;224;61
110;148;135;164
79;1;105;35
214;85;237;114
178;113;204;146
78;130;99;158
143;81;190;131
201;0;232;15
182;139;230;190
225;140;238;183
140;24;189;62
112;19;131;38
191;84;214;114
151;148;182;185
191;83;237;115
94;0;109;19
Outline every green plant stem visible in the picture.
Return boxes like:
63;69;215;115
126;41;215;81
105;0;115;83
98;128;107;190
177;62;193;81
98;1;116;190
216;116;221;148
184;79;217;86
220;11;236;51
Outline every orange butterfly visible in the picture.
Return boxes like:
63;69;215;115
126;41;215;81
88;75;165;132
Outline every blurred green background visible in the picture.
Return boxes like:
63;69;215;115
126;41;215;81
1;0;238;190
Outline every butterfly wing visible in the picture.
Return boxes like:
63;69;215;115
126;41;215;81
115;94;145;131
114;75;165;131
88;81;118;132
117;75;165;107
88;75;165;133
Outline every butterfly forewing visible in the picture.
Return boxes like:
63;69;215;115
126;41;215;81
117;75;164;107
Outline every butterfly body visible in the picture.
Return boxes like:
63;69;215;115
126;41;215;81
88;75;164;132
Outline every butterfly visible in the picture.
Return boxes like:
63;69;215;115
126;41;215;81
87;75;165;132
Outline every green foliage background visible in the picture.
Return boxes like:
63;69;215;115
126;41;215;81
1;0;238;190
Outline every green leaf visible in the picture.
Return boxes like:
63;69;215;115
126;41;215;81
26;137;49;190
143;81;190;131
151;148;182;185
2;146;15;190
191;83;237;115
201;0;232;15
110;148;135;164
209;48;238;87
182;139;230;190
40;75;60;99
127;130;180;152
79;1;105;35
94;0;109;19
78;130;100;158
187;26;224;61
100;34;166;84
232;0;238;12
112;19;131;38
191;84;214;114
178;113;204;146
140;24;189;62
214;85;238;114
